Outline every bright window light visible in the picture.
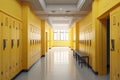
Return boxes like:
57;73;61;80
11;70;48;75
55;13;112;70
54;30;69;40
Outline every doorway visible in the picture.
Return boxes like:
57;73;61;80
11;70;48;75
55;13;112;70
99;16;110;76
106;18;110;73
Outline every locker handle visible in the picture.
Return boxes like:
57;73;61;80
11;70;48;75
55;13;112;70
118;22;120;26
1;22;3;26
33;40;34;45
9;66;11;69
118;74;120;78
90;40;91;46
1;72;3;75
11;39;14;48
16;63;18;66
17;40;19;47
30;40;32;45
3;39;6;50
111;39;115;51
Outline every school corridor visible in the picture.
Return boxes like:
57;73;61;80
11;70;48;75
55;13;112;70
0;0;120;80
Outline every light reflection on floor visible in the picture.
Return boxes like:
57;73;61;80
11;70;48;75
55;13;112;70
14;47;109;80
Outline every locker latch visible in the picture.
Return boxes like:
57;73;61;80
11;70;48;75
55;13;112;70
17;40;19;47
1;72;3;75
118;22;120;26
9;66;11;69
1;22;3;26
111;39;115;51
90;40;91;46
11;39;14;48
30;40;32;45
118;74;120;78
33;40;34;45
3;39;6;50
16;63;18;66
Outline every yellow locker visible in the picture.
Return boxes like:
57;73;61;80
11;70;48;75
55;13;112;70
1;13;11;80
0;12;2;80
118;10;120;80
29;27;31;66
116;7;120;80
13;20;17;75
0;13;22;80
8;17;13;79
110;6;120;80
19;22;23;71
15;21;18;73
10;19;16;78
8;16;13;80
16;21;20;73
7;15;11;80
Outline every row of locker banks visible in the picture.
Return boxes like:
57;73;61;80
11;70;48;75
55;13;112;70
0;12;41;80
72;25;92;66
79;25;92;66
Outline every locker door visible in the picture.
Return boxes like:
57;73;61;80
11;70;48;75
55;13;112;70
110;7;120;80
1;13;4;80
16;21;20;73
0;12;2;80
13;20;17;76
14;20;18;75
8;17;13;79
117;8;120;80
1;14;10;80
6;16;12;80
10;19;16;78
19;23;22;71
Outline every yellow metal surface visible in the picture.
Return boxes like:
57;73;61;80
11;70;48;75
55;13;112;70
110;6;120;80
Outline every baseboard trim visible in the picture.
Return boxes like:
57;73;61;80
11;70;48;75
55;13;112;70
89;66;98;75
11;58;40;80
11;70;23;80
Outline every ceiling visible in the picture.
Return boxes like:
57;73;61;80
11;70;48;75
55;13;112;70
20;0;92;30
45;0;78;5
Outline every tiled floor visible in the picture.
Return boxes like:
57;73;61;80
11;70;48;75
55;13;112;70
14;47;110;80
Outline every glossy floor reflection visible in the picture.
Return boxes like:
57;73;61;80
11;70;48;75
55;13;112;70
14;47;110;80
